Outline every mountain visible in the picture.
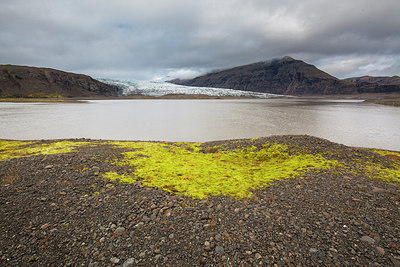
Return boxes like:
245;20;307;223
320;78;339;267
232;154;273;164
343;75;400;86
171;57;400;95
0;65;120;98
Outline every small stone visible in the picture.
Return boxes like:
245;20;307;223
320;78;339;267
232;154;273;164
375;246;385;255
204;241;210;247
154;254;163;261
135;222;144;228
168;233;175;239
361;236;375;244
234;208;240;213
215;246;224;255
139;252;146;258
372;187;387;193
99;237;105;243
255;253;262;260
45;165;54;169
114;227;126;235
41;223;51;230
122;258;135;267
215;234;222;242
142;216;151;222
110;257;120;264
309;248;318;253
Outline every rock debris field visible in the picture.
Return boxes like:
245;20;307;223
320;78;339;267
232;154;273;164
0;135;399;266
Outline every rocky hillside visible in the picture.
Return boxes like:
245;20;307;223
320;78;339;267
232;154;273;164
0;65;120;98
171;57;400;95
344;75;400;85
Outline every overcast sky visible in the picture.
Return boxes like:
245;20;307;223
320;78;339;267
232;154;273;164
1;0;399;80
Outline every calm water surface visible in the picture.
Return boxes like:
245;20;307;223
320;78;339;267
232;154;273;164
0;99;399;150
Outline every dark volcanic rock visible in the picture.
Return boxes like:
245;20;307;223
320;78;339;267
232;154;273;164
344;75;400;86
171;57;400;95
1;136;400;266
343;75;400;94
0;65;120;98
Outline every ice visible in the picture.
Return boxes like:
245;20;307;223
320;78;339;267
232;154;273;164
99;79;281;98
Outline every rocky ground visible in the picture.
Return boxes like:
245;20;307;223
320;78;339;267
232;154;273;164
0;136;399;266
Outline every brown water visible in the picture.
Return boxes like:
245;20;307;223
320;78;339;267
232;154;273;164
0;99;399;150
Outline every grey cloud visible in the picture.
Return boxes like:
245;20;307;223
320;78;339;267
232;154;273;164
0;0;399;80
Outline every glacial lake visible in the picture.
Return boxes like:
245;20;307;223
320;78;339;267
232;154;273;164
0;99;399;151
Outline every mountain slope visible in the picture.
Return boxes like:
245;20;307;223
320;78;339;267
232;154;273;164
171;57;400;95
0;65;120;98
344;75;400;85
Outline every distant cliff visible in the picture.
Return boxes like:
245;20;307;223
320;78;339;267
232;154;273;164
0;65;120;98
171;57;400;95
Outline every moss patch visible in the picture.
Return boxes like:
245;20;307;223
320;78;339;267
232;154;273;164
1;138;398;199
0;140;91;161
104;141;339;199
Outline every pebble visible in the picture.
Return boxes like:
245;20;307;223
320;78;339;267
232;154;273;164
142;216;151;222
215;246;224;255
110;257;120;264
361;236;375;244
375;246;385;255
215;233;222;242
122;258;135;267
154;254;163;261
135;222;144;228
309;248;318;253
114;227;126;235
139;252;146;258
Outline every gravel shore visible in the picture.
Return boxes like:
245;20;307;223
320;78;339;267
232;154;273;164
0;135;399;266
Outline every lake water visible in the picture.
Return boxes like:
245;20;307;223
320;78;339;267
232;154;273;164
0;99;399;150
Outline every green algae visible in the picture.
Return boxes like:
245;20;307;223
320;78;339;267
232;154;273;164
104;141;339;199
0;140;91;161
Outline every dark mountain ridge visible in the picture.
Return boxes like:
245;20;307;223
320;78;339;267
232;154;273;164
0;65;120;98
171;57;400;95
344;75;400;85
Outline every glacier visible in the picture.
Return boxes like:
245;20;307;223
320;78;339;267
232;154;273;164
99;79;281;98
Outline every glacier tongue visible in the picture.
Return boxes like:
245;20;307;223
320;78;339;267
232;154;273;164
99;79;280;98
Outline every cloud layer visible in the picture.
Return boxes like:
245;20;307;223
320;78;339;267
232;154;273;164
1;0;399;80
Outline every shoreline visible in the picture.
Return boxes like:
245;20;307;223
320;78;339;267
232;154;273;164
1;92;399;106
1;135;399;265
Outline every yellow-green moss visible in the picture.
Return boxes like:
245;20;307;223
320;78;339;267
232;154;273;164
369;149;400;158
104;141;339;199
27;93;63;98
364;165;400;183
359;148;400;184
0;140;91;161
